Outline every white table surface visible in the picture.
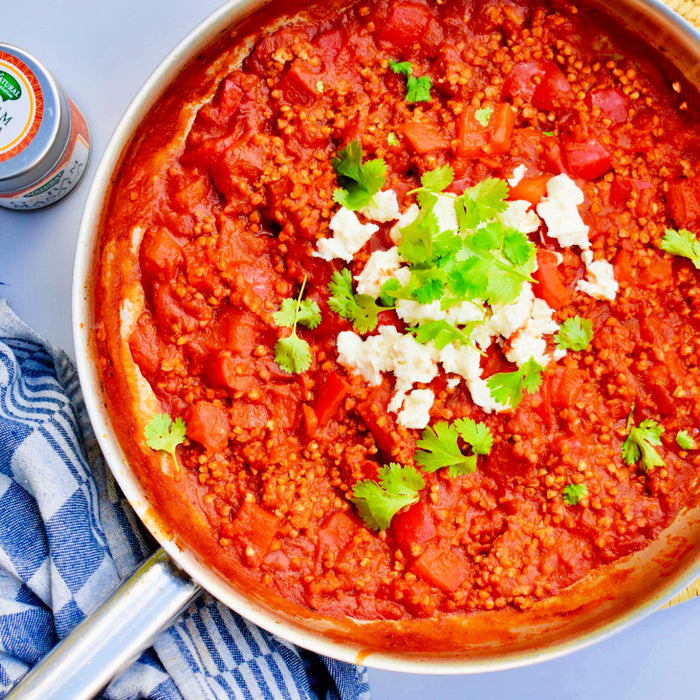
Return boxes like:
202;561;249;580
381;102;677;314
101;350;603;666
3;1;700;698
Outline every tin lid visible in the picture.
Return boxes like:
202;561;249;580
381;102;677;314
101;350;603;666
0;43;71;195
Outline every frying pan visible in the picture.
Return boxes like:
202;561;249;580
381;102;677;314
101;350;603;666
8;0;700;696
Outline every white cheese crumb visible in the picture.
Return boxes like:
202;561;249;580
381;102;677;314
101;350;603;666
536;174;590;249
389;203;419;244
507;164;527;187
504;328;550;368
433;193;459;232
355;247;407;297
488;283;537;339
577;249;619;301
397;388;435;429
315;207;379;262
396;299;447;325
336;326;438;398
499;200;541;234
359;190;401;223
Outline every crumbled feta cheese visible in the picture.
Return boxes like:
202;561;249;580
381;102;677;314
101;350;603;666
445;300;486;326
577;249;618;301
499;200;541;235
434;193;459;232
315;207;378;262
467;375;510;414
396;299;447;325
505;328;550;368
336;330;389;385
439;343;482;381
359;190;401;223
508;164;527;187
355;247;407;297
389;203;419;244
536;174;590;249
336;326;438;397
397;388;435;429
488;283;537;339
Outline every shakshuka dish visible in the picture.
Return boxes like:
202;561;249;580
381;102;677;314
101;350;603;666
93;0;700;648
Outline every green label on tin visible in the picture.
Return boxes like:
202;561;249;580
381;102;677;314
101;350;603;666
0;72;21;102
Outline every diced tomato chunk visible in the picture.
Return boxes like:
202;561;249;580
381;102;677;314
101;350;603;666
302;403;318;438
277;59;319;105
456;104;514;157
400;120;449;154
187;400;230;452
562;135;613;180
314;371;350;426
667;178;700;228
509;175;550;204
550;366;585;408
206;353;258;392
140;227;183;279
391;502;436;553
530;372;553;424
639;256;672;286
503;61;572;112
613;247;634;285
376;2;434;47
318;511;358;554
585;88;629;123
412;541;470;592
225;501;281;565
609;176;655;218
356;395;396;456
533;249;569;310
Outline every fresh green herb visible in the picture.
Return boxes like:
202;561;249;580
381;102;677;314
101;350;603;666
351;463;425;530
408;319;478;351
676;430;697;450
455;178;510;230
415;421;478;476
144;413;187;465
387;131;399;146
563;483;587;505
621;406;664;472
273;278;321;373
486;358;544;409
316;79;325;93
389;59;432;103
327;268;388;334
658;228;700;269
555;316;593;351
474;106;493;127
414;418;492;477
542;130;554;137
332;139;387;210
453;417;493;455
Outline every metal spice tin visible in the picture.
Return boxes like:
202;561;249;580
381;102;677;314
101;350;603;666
0;43;90;210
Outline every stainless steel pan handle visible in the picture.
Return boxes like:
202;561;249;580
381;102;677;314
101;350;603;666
5;548;202;700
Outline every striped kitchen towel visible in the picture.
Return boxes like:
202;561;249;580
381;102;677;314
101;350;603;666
0;298;371;700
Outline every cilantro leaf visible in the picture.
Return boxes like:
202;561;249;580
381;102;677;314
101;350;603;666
389;59;432;103
475;107;493;127
273;277;318;373
387;132;399;146
621;407;664;472
563;483;587;505
397;206;439;265
273;297;321;329
332;139;387;210
274;335;312;373
555;316;593;351
351;463;425;531
658;228;700;269
677;430;697;450
408;319;476;350
327;268;385;334
144;413;187;463
415;421;478;477
454;417;493;455
486;358;544;409
420;164;454;194
456;178;509;229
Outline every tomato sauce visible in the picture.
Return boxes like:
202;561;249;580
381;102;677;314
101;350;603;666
94;0;700;632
